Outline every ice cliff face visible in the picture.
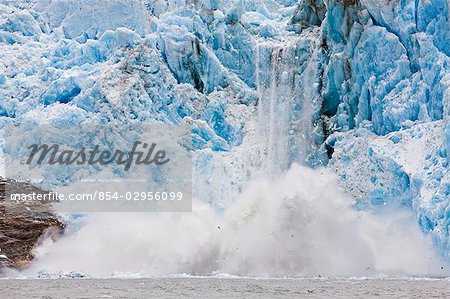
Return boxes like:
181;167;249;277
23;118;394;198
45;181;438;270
317;0;450;262
0;0;449;261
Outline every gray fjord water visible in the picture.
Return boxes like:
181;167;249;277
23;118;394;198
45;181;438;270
1;278;449;299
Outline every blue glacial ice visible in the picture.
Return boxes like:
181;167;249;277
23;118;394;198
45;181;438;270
0;0;449;264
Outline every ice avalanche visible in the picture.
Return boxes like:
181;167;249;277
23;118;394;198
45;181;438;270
0;0;449;275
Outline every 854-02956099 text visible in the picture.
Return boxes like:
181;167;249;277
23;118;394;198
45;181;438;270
8;191;185;202
4;123;193;212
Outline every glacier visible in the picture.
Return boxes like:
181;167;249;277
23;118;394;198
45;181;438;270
0;0;449;272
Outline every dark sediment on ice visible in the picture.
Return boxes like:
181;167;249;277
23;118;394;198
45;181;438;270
0;178;64;272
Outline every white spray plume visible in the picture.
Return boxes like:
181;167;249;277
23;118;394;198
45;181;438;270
27;165;446;278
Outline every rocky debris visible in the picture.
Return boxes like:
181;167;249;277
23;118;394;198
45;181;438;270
289;0;327;31
336;0;359;8
0;178;64;272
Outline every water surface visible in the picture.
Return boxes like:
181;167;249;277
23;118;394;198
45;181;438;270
1;278;449;298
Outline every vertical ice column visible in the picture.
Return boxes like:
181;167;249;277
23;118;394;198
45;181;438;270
256;37;323;174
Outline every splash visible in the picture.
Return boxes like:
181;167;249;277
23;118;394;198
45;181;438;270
26;165;445;278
